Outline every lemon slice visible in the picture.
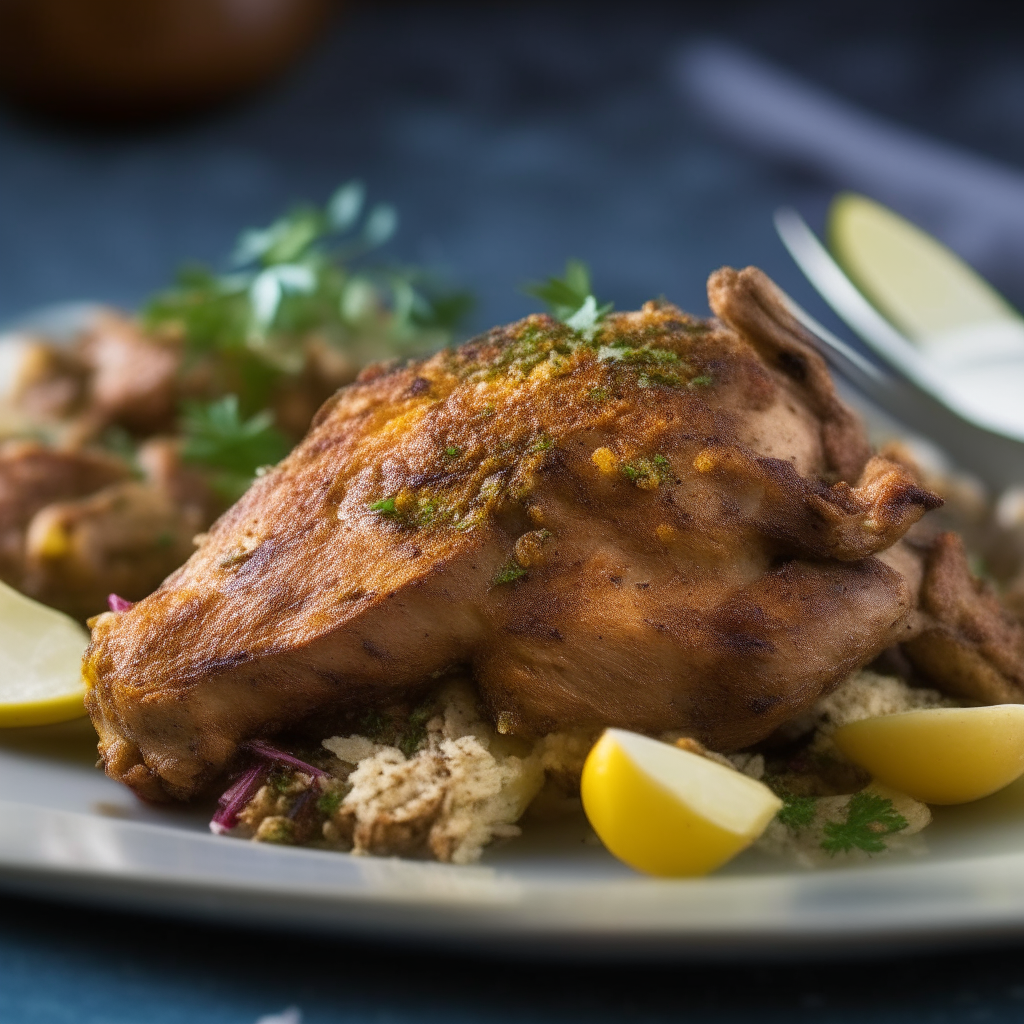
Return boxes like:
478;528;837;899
580;729;781;877
0;580;90;726
834;705;1024;805
828;192;1020;341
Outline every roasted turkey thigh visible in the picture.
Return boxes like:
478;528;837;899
85;267;1023;802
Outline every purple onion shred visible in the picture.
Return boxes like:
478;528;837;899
209;763;268;835
243;739;328;778
209;741;327;835
107;594;135;613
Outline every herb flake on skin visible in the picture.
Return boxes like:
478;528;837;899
492;561;527;586
821;792;908;855
619;453;671;489
599;345;680;365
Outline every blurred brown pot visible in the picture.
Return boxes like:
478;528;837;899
0;0;336;123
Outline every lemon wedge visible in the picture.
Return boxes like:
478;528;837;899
833;705;1024;805
0;580;90;726
580;729;782;877
828;192;1019;340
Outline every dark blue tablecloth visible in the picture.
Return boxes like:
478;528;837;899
4;2;1024;1019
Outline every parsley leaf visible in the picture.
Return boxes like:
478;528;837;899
777;793;816;832
523;259;613;337
821;792;908;856
181;395;290;501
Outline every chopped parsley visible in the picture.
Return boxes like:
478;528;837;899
317;791;344;816
369;497;398;515
821;792;908;855
619;453;671;488
598;345;679;365
397;704;435;757
267;769;293;796
492;561;527;586
359;709;392;745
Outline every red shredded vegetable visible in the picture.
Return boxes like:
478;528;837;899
209;741;328;835
243;739;328;778
107;594;135;612
209;763;267;835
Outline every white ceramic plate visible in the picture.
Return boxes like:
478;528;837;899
4;305;1024;957
6;718;1024;955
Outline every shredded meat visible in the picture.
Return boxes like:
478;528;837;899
84;267;1024;803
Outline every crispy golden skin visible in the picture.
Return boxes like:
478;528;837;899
85;267;1023;802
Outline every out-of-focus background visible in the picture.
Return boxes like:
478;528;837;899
2;0;1021;333
6;0;1024;1020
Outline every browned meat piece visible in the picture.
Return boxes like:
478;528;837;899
23;439;223;622
84;267;1023;804
10;339;90;421
0;441;129;588
902;531;1024;704
77;310;181;435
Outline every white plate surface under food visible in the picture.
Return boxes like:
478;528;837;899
5;718;1024;956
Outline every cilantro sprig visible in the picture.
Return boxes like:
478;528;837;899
524;259;612;340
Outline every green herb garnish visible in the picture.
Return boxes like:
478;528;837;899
397;704;435;758
180;395;290;501
317;791;344;816
598;344;679;365
369;497;398;515
145;181;472;419
777;793;816;832
523;259;613;339
492;561;527;586
821;792;908;855
619;454;671;487
267;769;293;796
359;709;392;745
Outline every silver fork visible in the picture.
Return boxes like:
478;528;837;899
772;210;1024;491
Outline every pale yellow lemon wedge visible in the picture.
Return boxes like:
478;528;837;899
828;192;1019;340
833;705;1024;805
580;729;782;877
0;579;90;727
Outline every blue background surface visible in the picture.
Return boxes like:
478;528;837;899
4;1;1024;1019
